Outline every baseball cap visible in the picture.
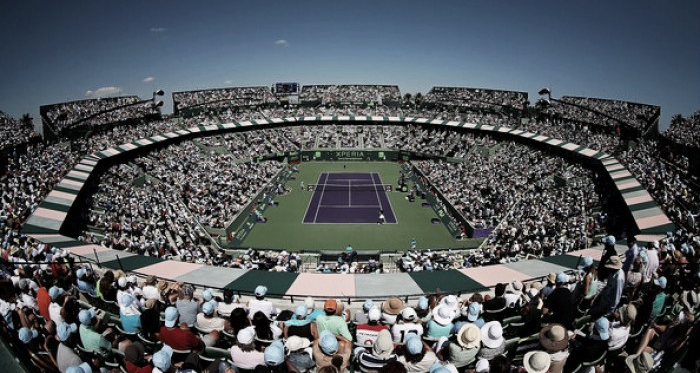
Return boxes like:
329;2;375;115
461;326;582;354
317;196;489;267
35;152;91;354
203;289;214;301
56;322;78;342
48;286;64;301
319;331;338;354
66;362;93;373
76;268;87;279
430;365;453;373
294;304;308;318
603;235;616;245
324;299;338;312
417;296;429;311
264;340;285;366
237;327;256;345
474;359;489;373
202;301;215;316
368;306;382;322
164;307;179;328
121;293;134;307
578;256;594;270
401;307;418;322
118;277;127;288
654;276;667;289
78;308;96;325
18;327;38;344
442;295;458;308
595;317;610;341
405;334;422;354
363;299;374;311
285;335;311;352
152;345;173;371
466;302;481;322
254;285;268;297
555;272;568;284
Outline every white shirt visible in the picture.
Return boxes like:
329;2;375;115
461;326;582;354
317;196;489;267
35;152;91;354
391;322;424;344
608;322;630;351
643;249;659;283
49;302;64;324
217;302;243;318
248;298;275;319
141;285;161;301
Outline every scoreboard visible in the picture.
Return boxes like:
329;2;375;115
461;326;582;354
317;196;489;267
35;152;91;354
274;82;299;95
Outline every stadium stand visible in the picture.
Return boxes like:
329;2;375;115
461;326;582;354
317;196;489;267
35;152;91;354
40;96;161;136
542;96;660;136
300;85;401;106
0;111;39;151
1;84;699;372
172;87;278;116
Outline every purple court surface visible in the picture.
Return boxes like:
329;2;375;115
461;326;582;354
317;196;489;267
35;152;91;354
303;172;397;224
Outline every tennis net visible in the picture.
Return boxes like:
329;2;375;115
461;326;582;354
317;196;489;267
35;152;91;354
307;183;393;192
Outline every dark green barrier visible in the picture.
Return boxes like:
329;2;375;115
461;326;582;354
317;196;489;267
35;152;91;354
226;166;294;245
409;163;474;238
300;150;399;162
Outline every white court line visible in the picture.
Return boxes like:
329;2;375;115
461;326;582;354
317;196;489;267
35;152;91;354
311;173;328;223
371;173;382;209
373;172;399;224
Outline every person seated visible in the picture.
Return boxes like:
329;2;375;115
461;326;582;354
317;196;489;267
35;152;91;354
539;324;570;373
356;306;388;347
285;336;316;373
230;327;265;370
396;334;438;373
248;285;278;320
284;304;318;341
563;317;610;373
158;307;204;352
119;293;142;333
78;308;113;357
312;331;352;372
390;307;424;344
252;310;283;341
315;299;353;342
196;301;225;333
354;329;398;373
477;321;505;360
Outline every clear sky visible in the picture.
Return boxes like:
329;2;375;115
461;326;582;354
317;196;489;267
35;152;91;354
1;1;698;130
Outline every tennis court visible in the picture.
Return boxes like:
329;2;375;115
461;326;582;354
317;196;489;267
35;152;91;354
302;172;397;224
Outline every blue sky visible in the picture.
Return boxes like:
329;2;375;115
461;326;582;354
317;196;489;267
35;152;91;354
1;1;698;129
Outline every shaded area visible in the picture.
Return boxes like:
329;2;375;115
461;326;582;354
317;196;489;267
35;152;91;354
102;255;164;271
224;270;299;296
410;270;486;295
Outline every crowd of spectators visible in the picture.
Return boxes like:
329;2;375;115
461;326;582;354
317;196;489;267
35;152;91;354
0;111;39;150
543;97;659;133
423;87;527;112
173;87;278;114
663;111;700;149
1;227;698;373
41;97;161;134
621;141;700;235
83;139;284;258
300;85;401;105
524;113;699;236
416;138;607;257
560;97;660;132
